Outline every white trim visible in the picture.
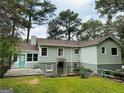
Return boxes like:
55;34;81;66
19;54;26;68
57;48;64;57
46;64;53;72
26;53;38;62
71;47;73;72
41;47;48;57
74;48;79;55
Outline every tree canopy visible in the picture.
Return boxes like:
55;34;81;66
47;9;81;40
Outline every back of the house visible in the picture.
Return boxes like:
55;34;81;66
12;36;122;75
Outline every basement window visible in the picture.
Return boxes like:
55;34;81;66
46;64;53;71
111;48;117;56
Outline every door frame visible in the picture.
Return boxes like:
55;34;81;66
57;61;64;75
19;54;26;68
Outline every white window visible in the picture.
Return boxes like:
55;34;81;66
58;48;64;56
75;49;79;54
111;48;118;56
27;54;38;61
27;54;32;61
46;64;53;71
41;48;47;56
102;47;106;54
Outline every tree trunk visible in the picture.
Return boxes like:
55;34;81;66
27;28;30;43
12;22;15;37
26;15;32;43
107;15;112;26
68;32;71;40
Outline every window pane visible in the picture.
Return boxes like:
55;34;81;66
42;48;47;56
102;47;104;53
42;48;47;52
75;49;79;54
58;48;63;56
112;48;117;55
34;54;38;57
33;54;38;61
27;54;32;61
33;58;38;61
27;54;32;57
27;58;32;61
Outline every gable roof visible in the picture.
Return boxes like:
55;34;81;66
37;36;121;48
19;36;121;51
19;43;38;51
79;36;121;47
37;38;79;47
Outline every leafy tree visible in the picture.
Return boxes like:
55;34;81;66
0;0;27;37
0;17;20;78
95;0;115;25
23;0;56;43
113;16;124;44
47;18;63;39
77;19;105;40
48;9;81;40
95;0;124;25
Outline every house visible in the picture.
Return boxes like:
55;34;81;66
12;36;122;74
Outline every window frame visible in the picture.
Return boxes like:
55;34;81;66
27;54;33;61
33;54;38;61
111;48;118;56
74;48;79;55
46;64;53;72
102;47;106;54
58;48;64;57
27;53;38;62
41;47;48;57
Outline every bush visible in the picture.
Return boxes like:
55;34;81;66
80;67;93;78
73;67;80;75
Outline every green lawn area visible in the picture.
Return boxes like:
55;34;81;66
0;76;124;93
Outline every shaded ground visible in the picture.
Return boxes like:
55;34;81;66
0;76;124;93
4;68;43;77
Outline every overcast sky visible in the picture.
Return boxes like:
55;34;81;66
24;0;106;39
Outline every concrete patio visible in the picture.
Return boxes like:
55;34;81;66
4;68;44;77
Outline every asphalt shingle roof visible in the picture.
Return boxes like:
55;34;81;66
19;36;121;51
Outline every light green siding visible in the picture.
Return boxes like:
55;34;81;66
97;39;122;65
80;46;97;64
12;51;39;68
39;46;80;63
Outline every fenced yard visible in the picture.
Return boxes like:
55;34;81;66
0;76;124;93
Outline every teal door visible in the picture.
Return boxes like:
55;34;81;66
19;54;25;68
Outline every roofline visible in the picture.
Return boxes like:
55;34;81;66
37;43;79;47
37;36;121;48
97;36;121;45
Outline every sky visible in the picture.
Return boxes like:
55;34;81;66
24;0;106;39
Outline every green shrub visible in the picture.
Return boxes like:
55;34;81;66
80;67;93;78
73;67;80;75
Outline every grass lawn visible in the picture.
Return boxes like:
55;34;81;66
0;76;124;93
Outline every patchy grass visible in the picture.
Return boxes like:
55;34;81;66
0;76;124;93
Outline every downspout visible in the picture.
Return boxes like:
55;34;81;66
71;47;73;72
